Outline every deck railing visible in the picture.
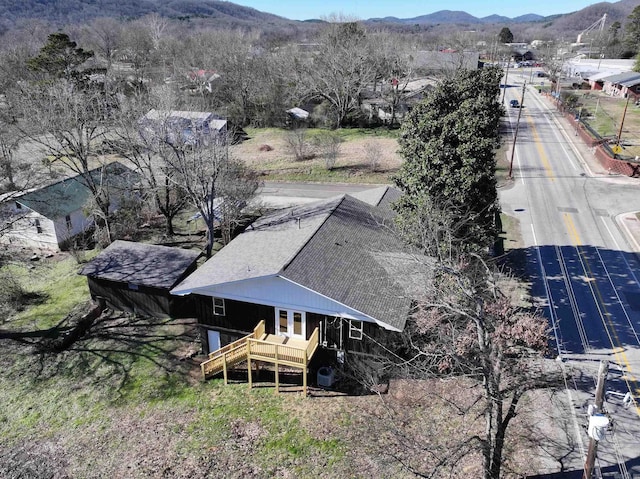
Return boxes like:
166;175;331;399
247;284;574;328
247;339;307;366
200;320;266;379
200;323;320;395
306;327;319;359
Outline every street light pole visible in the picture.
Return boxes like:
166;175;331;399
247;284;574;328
508;82;527;179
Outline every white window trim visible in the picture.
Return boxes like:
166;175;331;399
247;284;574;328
349;319;363;340
213;297;226;316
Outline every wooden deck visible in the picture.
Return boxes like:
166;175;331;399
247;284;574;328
200;320;319;395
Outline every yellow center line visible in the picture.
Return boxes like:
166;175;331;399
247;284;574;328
563;212;640;415
525;114;555;181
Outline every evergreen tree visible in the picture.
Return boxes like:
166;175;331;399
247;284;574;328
27;33;94;82
624;6;640;55
498;27;513;44
393;67;504;253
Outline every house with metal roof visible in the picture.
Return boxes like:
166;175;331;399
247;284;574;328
602;72;640;98
0;162;139;251
171;186;429;389
140;109;227;146
80;240;200;318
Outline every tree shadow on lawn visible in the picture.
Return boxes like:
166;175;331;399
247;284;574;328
0;306;202;397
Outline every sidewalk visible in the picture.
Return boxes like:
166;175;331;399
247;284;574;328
535;88;640;252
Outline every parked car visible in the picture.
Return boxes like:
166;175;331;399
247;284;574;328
510;99;520;108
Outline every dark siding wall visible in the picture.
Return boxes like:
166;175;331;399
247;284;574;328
192;296;400;356
194;295;275;335
307;312;321;341
88;277;191;318
319;315;397;356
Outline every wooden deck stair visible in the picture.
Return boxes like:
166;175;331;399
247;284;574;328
200;320;320;395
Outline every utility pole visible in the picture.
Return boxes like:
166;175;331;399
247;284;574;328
616;95;631;147
583;360;609;479
502;58;510;103
508;82;526;179
575;108;583;136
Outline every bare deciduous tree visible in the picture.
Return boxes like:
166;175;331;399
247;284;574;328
12;79;119;243
314;130;342;170
108;97;188;236
293;22;375;128
163;133;260;258
284;128;314;162
82;17;123;69
363;141;382;172
355;203;561;479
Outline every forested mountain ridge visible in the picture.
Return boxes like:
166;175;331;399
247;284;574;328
0;0;636;29
0;0;637;45
0;0;292;29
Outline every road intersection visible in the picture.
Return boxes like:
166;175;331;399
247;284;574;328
501;70;640;478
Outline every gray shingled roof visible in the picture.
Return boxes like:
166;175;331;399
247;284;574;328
16;162;139;219
80;240;200;289
281;194;419;331
172;190;424;331
172;198;340;290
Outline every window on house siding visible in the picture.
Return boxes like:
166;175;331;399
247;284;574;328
213;297;226;316
349;320;363;340
65;215;72;229
34;219;42;234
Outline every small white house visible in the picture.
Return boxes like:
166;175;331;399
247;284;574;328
1;162;139;251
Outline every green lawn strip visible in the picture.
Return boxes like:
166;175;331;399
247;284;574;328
180;383;345;473
244;126;399;142
0;361;114;445
261;165;392;184
574;92;640;156
8;253;97;330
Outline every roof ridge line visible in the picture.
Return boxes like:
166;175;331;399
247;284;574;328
279;194;347;273
19;160;127;197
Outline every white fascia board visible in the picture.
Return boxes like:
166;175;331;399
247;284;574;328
170;274;277;296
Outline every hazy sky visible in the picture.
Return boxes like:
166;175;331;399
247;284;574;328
232;1;599;20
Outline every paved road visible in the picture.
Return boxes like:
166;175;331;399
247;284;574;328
500;73;640;477
256;181;384;208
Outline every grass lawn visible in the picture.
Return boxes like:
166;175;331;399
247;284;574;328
0;251;546;478
232;127;402;184
0;111;554;478
570;90;640;157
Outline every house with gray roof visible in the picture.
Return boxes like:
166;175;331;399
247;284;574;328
140;109;227;146
0;162;138;251
171;186;428;362
80;240;200;318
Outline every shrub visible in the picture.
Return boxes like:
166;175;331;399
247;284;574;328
284;129;315;161
363;141;383;172
314;131;342;170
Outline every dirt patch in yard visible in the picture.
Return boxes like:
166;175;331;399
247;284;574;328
232;128;403;183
